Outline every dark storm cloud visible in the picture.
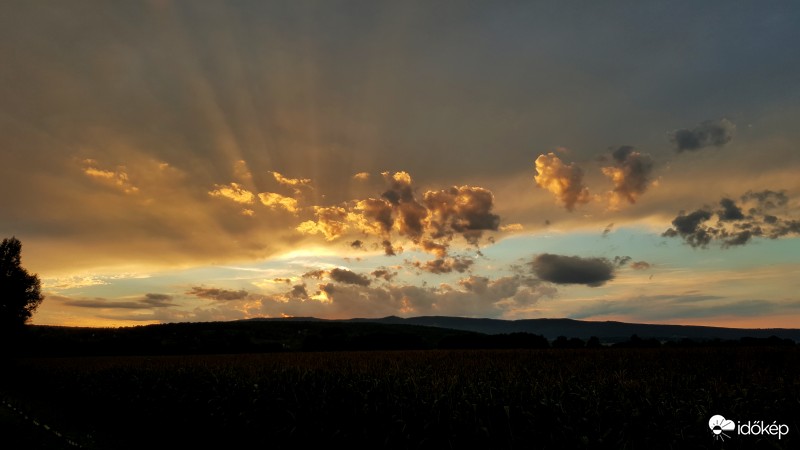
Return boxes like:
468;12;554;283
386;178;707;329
187;287;249;301
530;254;615;287
601;146;655;207
329;268;371;286
671;118;735;152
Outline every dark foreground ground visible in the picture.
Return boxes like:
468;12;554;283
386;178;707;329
1;347;798;449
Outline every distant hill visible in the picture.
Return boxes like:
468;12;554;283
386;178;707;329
341;316;800;343
18;316;799;357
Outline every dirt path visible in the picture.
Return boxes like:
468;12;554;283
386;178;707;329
0;400;80;449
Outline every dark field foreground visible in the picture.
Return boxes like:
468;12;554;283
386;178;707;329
1;348;798;449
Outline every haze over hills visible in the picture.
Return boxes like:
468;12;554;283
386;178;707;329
249;316;800;343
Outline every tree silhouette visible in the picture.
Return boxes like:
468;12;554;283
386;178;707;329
0;237;43;335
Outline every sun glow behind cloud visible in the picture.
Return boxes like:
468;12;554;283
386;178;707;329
2;2;800;327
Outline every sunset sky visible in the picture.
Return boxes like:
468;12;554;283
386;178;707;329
2;1;799;328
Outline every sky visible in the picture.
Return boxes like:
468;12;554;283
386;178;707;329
1;1;799;328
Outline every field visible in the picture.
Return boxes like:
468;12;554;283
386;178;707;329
1;347;798;449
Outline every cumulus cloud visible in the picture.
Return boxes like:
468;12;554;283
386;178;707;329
662;208;714;248
296;171;501;260
601;146;654;209
663;191;800;248
718;198;745;221
350;198;394;236
296;206;350;241
329;268;371;286
533;153;591;211
414;256;474;274
530;253;615;287
187;286;250;301
371;268;397;281
671;118;736;153
353;172;370;181
423;186;500;243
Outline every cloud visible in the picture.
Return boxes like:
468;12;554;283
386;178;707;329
601;146;654;208
530;253;615;287
353;172;370;181
296;206;350;241
141;293;177;307
256;273;556;319
718;198;744;221
61;293;176;309
423;186;500;244
662;208;714;248
209;182;256;204
187;287;250;301
602;223;614;237
296;171;501;259
271;171;312;195
82;159;139;194
630;261;652;270
671;118;735;152
289;284;308;299
371;268;397;281
533;153;591;211
350;198;394;235
500;223;523;232
329;268;371;286
413;256;474;274
663;191;800;247
741;189;789;212
258;192;299;213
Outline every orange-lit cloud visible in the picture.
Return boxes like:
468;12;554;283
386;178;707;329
82;159;139;194
601;146;655;210
258;192;299;213
534;153;590;211
209;182;256;204
297;206;351;241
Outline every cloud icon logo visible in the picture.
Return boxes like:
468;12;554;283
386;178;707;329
709;415;735;441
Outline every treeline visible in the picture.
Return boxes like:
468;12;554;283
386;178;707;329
11;322;797;357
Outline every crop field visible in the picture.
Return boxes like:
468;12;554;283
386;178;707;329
1;347;798;449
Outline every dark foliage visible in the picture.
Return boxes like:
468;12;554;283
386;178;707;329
0;237;43;337
1;348;798;449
